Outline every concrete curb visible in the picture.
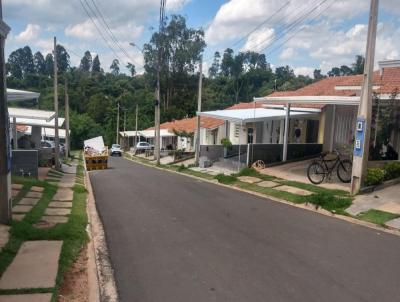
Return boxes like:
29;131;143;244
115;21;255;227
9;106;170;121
85;169;119;302
124;154;400;238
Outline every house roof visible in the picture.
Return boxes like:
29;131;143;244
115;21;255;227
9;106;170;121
6;89;40;102
146;116;225;133
8;107;56;122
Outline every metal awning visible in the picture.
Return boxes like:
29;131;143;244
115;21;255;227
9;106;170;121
197;108;317;123
7;89;40;102
11;117;65;128
254;95;360;105
8;107;56;122
21;126;68;139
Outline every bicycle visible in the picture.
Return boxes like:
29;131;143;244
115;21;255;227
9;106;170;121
307;150;353;184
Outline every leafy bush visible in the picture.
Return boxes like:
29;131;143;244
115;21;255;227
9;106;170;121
384;162;400;181
365;168;385;187
177;164;187;172
220;138;232;149
304;193;352;212
215;174;237;184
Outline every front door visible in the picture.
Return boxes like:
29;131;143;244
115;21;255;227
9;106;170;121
248;128;254;144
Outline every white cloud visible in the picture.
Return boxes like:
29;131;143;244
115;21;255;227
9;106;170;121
15;24;41;42
279;47;295;60
65;20;96;40
294;66;314;77
242;27;274;52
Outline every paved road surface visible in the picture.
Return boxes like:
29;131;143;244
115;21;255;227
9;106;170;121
90;156;400;302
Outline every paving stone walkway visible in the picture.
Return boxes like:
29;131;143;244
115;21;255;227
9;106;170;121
346;185;400;229
0;241;63;290
237;176;262;184
12;187;44;221
0;224;10;252
273;185;313;196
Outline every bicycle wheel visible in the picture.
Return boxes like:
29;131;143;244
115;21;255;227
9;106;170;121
307;162;326;184
337;159;352;183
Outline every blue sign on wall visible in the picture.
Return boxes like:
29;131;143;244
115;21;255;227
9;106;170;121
354;117;365;158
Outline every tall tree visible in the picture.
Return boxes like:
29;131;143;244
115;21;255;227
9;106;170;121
22;46;35;75
33;51;46;75
327;67;341;77
208;51;221;78
110;59;120;75
352;55;365;74
92;55;101;73
220;48;234;77
56;45;70;73
313;69;325;80
126;63;136;77
340;65;353;76
80;51;92;72
45;54;54;77
7;49;23;79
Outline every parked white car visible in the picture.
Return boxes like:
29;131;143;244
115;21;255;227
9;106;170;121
135;142;154;153
110;144;122;156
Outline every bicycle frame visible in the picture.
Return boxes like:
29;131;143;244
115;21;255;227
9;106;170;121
315;155;341;178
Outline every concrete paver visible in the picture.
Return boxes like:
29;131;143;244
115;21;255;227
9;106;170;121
0;241;63;289
274;185;313;196
0;293;52;302
26;191;42;199
376;202;400;215
11;184;23;190
31;186;44;193
18;198;40;206
44;208;71;216
257;180;279;188
0;224;10;251
41;216;69;224
53;188;73;201
11;190;19;198
385;217;400;229
12;214;25;221
48;201;72;208
237;176;262;184
12;205;33;213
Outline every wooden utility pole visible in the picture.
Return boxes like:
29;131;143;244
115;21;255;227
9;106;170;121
194;57;203;166
0;0;11;224
351;0;379;195
135;104;138;145
116;102;120;144
53;37;60;171
64;78;70;158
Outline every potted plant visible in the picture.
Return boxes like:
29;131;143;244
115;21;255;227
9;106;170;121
221;138;232;158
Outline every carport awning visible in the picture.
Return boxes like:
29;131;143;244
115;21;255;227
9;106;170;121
21;126;68;139
120;129;176;138
254;95;361;105
6;89;40;101
8;107;56;122
197;108;317;123
11;117;65;128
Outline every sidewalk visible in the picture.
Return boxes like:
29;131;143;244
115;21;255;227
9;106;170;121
0;158;87;301
347;185;400;228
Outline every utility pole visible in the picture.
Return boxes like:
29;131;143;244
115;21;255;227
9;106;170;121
116;102;120;144
350;0;379;195
0;0;11;224
53;37;60;171
135;104;138;145
64;77;70;158
194;57;203;166
155;0;165;165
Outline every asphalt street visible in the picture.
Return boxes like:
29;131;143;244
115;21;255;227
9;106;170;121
90;156;400;302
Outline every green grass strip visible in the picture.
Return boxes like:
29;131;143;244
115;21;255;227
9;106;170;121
357;210;400;226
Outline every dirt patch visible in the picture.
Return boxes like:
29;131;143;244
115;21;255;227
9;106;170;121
58;246;89;302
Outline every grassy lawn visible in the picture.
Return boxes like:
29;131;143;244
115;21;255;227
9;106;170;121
0;159;88;301
357;210;400;226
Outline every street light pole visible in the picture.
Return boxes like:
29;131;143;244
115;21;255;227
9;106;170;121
194;56;203;166
116;102;120;145
0;0;11;224
53;37;60;171
135;104;138;146
351;0;379;195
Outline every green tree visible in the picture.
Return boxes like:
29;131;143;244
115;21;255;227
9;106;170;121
56;44;70;73
208;51;221;78
45;54;54;77
126;63;136;77
92;55;101;73
110;59;120;75
7;49;23;79
80;51;92;72
33;51;46;75
313;69;325;80
352;55;365;74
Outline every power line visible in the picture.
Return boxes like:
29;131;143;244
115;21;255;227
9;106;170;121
78;0;124;63
265;0;336;57
86;0;135;62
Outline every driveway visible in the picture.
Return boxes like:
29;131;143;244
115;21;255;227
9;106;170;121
90;156;400;302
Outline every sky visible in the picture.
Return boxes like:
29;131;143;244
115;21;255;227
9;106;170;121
3;0;400;77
